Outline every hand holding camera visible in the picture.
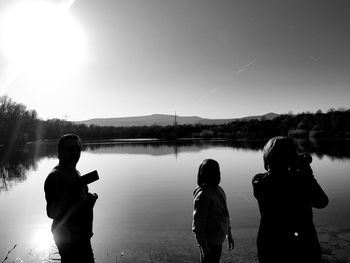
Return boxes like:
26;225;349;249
79;170;99;185
294;153;313;176
70;170;99;193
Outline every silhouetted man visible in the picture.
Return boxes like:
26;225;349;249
44;134;98;263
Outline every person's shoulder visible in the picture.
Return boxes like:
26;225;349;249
45;166;62;185
217;186;228;199
217;185;226;195
193;186;213;206
193;186;211;199
47;165;61;177
218;185;224;191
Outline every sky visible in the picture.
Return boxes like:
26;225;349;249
0;0;349;121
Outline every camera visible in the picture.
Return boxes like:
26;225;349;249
296;153;312;165
77;170;99;185
293;153;312;174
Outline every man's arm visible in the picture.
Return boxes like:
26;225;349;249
44;172;68;219
309;177;329;209
298;165;329;209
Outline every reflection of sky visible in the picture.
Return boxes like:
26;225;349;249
0;158;57;262
312;156;350;228
81;145;350;260
0;142;349;261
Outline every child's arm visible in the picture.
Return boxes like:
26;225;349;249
192;190;210;253
221;188;234;251
227;225;234;250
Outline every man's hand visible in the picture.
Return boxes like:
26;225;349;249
86;192;98;206
228;232;234;251
92;193;98;200
199;241;210;255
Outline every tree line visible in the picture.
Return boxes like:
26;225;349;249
1;95;349;146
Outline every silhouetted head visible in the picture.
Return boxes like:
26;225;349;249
263;136;298;171
197;159;221;187
58;134;82;167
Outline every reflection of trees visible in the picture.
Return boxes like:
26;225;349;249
0;142;57;192
296;139;350;160
0;164;28;191
0;139;349;191
84;139;350;161
84;140;239;156
229;140;266;151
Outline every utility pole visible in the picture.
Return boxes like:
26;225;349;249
62;113;70;121
173;111;178;140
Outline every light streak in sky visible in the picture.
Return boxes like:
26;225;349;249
196;57;260;104
195;58;259;103
195;88;219;104
235;57;260;74
309;56;320;62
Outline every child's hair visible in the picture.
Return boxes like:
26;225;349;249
263;136;298;171
197;159;221;187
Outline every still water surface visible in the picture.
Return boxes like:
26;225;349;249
0;140;349;262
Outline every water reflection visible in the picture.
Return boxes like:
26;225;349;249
0;142;56;191
297;139;350;160
84;139;350;160
85;140;237;156
0;139;349;192
0;139;349;262
84;140;264;156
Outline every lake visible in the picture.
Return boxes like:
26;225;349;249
0;139;349;263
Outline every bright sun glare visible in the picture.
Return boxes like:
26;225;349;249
0;1;87;78
32;226;55;252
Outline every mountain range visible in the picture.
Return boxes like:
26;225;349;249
74;113;278;127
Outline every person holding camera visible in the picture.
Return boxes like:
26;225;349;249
252;136;328;263
44;134;98;263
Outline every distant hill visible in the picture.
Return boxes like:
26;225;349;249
74;113;278;127
240;112;279;121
